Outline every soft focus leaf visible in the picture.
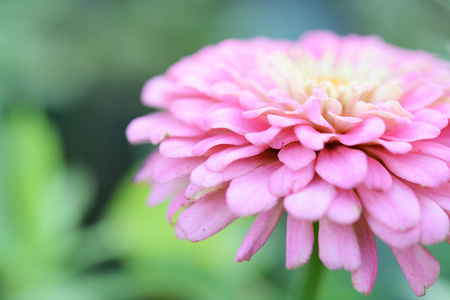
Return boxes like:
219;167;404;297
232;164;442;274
98;166;282;300
0;108;118;299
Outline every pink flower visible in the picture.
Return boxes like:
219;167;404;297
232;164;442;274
126;31;450;296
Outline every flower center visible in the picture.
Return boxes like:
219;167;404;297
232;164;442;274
316;76;350;88
262;49;403;119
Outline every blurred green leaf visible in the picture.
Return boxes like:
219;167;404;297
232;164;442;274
98;167;283;300
0;107;125;299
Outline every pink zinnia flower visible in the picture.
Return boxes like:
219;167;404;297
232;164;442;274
126;31;450;296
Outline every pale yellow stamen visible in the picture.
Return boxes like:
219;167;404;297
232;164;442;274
262;49;402;118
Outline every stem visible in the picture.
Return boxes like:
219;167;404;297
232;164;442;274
289;222;324;300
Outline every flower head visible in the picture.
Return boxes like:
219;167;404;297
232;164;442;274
126;31;450;296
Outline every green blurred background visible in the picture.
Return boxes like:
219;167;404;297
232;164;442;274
1;0;450;299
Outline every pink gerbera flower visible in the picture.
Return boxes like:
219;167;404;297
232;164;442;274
126;31;450;296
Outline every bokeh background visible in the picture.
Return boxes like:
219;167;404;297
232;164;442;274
1;0;450;299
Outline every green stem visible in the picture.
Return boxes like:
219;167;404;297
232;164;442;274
289;222;324;300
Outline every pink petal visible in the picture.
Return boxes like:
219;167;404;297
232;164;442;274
147;176;187;206
167;188;190;224
383;122;441;142
170;98;218;130
368;148;450;188
126;113;204;145
391;244;440;296
351;216;378;296
210;81;241;101
269;128;299;149
278;142;316;171
417;194;450;245
294;125;336;151
434;103;450;118
242;106;283;119
299;30;340;58
177;189;237;242
227;162;281;216
159;137;202;158
316;146;368;189
362;156;392;192
193;133;248;156
245;126;283;145
268;89;301;107
365;212;420;248
318;217;361;271
184;182;226;202
205;145;268;172
141;75;173;109
415;183;450;210
239;90;269;109
326;189;362;224
150;154;205;184
205;107;268;135
358;178;420;231
370;79;402;103
235;202;284;262
327;112;361;133
434;125;450;147
376;100;414;119
175;222;186;239
177;76;212;96
269;162;315;197
313;88;330;100
190;152;276;188
267;114;309;128
284;177;337;221
374;139;412;154
285;215;314;269
337;117;385;146
400;83;444;111
304;97;335;133
132;152;159;183
357;109;412;127
410;141;450;162
413;108;448;130
245;70;279;94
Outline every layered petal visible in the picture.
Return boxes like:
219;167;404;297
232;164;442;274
167;188;190;224
351;216;378;296
286;215;314;269
147;176;187;206
236;202;284;262
362;156;392;192
417;194;450;245
177;189;237;242
148;154;205;184
415;183;450;211
126;112;203;145
318;217;361;271
227;162;281;216
278;142;316;171
391;244;440;296
205;145;268;172
316;146;368;189
269;162;315;197
326;189;362;224
337;117;385;146
205;107;268;134
284;177;337;220
365;212;421;248
368;147;450;188
358;178;421;231
400;83;444;111
294;125;335;151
